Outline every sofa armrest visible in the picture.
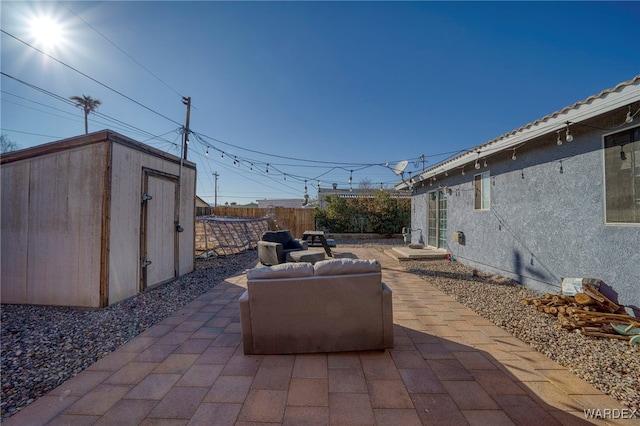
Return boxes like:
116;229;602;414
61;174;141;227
296;239;309;250
239;290;254;355
257;240;284;265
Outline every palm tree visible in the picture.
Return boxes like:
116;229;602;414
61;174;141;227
69;95;102;134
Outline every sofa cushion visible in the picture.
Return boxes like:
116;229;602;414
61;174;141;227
248;262;314;280
262;230;294;245
314;258;381;276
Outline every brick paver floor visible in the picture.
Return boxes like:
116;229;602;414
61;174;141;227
4;247;633;425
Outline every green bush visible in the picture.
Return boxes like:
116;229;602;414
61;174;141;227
315;192;410;235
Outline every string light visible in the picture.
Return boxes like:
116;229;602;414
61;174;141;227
221;152;224;159
233;156;237;166
474;159;480;170
565;122;573;142
556;130;563;146
626;106;634;124
205;147;209;156
512;150;517;161
265;164;269;174
483;158;488;168
304;180;308;194
283;174;287;182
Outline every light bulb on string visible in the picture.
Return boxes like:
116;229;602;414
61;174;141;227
205;148;209;156
483;158;488;168
221;152;224;159
266;164;269;174
283;174;287;182
475;159;480;170
556;131;563;146
626;106;634;124
304;180;308;194
250;163;253;171
233;157;238;166
512;150;517;161
565;124;573;142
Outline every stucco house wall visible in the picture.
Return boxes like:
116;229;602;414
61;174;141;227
405;77;640;310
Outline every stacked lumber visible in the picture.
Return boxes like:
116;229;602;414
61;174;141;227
521;284;639;340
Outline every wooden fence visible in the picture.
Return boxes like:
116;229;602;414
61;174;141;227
195;206;316;239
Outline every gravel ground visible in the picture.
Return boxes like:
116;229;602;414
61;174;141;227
2;240;638;420
1;250;258;420
397;255;640;413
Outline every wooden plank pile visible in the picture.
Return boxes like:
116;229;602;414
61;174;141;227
521;279;639;341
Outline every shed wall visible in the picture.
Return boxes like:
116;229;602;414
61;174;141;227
412;123;640;309
107;142;195;304
1;143;107;306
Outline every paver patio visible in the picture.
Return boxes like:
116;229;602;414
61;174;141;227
4;247;633;425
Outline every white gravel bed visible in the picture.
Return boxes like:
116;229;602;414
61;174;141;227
1;250;258;420
398;255;640;413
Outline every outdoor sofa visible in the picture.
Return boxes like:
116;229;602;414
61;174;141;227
239;258;394;355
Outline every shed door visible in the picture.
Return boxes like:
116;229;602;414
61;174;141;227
141;170;179;290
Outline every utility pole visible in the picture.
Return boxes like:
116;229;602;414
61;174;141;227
182;96;191;160
213;171;219;207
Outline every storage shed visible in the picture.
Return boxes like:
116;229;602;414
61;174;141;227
1;130;196;308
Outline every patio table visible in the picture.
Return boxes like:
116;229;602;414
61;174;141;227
301;230;333;257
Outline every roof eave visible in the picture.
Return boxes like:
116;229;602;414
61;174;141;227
396;76;640;190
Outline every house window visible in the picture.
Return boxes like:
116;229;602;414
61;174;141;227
604;126;640;224
474;172;490;210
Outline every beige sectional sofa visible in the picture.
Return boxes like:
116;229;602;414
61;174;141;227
239;258;394;355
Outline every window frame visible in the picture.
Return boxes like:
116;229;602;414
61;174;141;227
474;171;490;211
602;125;640;225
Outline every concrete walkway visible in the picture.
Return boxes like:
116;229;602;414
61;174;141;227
4;247;633;425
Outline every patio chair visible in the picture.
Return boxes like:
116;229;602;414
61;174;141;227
257;230;308;266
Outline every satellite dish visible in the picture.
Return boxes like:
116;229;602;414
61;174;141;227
392;160;408;175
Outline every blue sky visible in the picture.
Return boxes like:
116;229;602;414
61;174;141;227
2;1;639;205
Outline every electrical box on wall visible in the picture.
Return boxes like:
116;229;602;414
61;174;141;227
452;231;465;243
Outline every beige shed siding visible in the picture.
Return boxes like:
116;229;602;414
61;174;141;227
1;130;196;308
178;165;195;276
2;144;106;306
107;142;195;303
1;160;31;301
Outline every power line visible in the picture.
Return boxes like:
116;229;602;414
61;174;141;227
1;72;181;147
1;29;182;127
57;0;184;99
193;131;421;167
0;128;65;139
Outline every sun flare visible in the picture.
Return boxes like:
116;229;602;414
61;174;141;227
29;16;64;49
